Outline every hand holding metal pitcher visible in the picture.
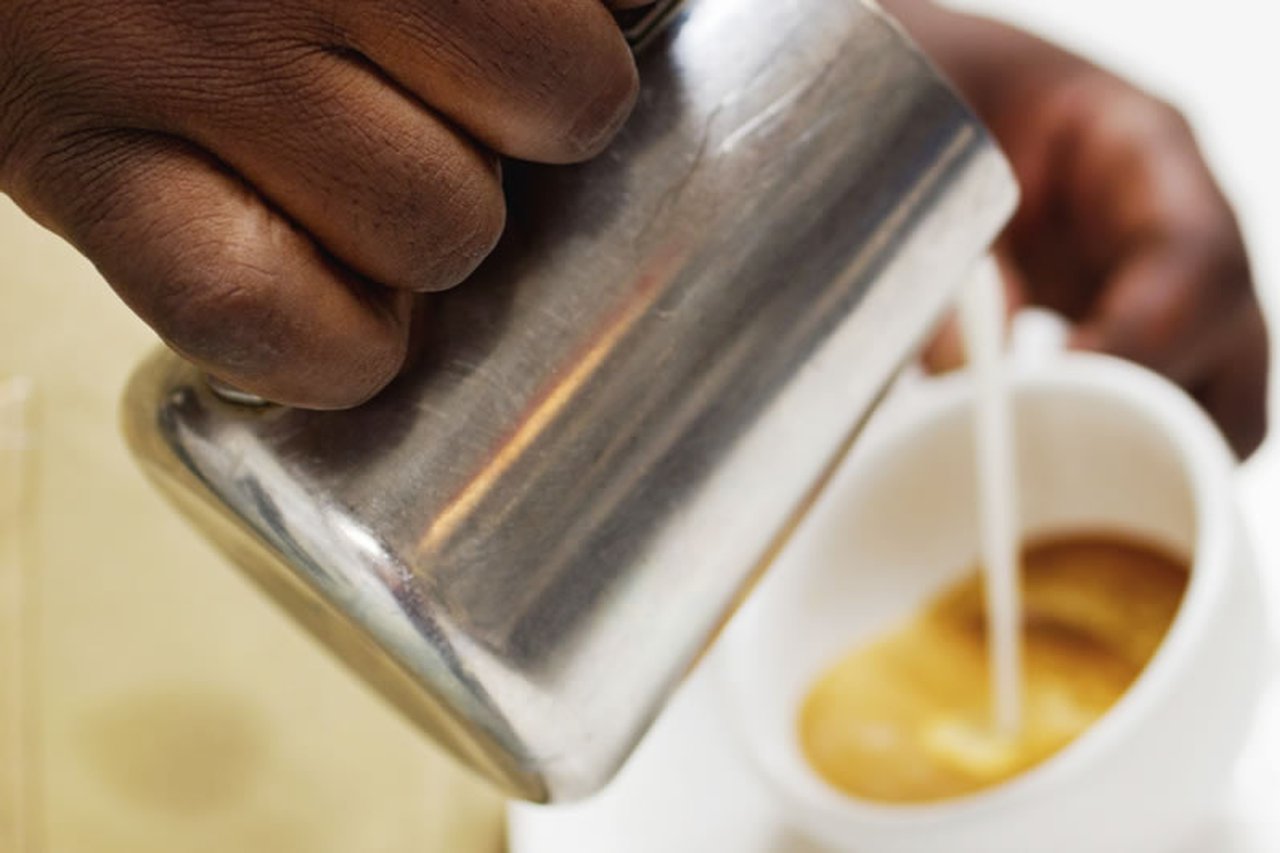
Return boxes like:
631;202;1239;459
122;0;1015;801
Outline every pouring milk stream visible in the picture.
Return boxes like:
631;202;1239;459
959;258;1025;737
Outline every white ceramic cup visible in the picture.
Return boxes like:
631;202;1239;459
716;346;1271;853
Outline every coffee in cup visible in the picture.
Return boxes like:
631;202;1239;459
798;533;1187;803
717;350;1267;853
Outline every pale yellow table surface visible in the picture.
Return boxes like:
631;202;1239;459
0;197;504;852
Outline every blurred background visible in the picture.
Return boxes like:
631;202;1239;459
1;0;1276;850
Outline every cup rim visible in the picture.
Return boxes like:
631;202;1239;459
717;351;1238;826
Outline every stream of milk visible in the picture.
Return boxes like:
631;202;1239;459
958;257;1023;736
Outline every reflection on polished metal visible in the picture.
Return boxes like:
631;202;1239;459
615;0;689;50
123;0;1016;802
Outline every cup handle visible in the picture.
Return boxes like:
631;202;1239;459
1008;307;1071;371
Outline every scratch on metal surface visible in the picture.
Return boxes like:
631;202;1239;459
717;82;810;155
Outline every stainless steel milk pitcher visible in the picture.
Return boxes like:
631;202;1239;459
123;0;1017;801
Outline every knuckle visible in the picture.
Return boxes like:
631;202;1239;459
153;244;409;410
1134;93;1193;139
0;0;38;138
1152;97;1190;131
319;331;407;408
472;20;638;163
395;160;506;292
437;171;507;284
551;45;639;161
370;4;639;163
0;32;68;193
152;250;289;377
0;65;38;186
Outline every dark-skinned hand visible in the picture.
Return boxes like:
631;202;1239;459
886;0;1269;458
1;0;644;408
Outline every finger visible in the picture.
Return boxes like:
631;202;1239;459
17;129;413;408
1070;236;1269;457
1000;77;1232;322
1197;307;1270;460
170;49;506;295
330;0;639;163
1069;238;1253;386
